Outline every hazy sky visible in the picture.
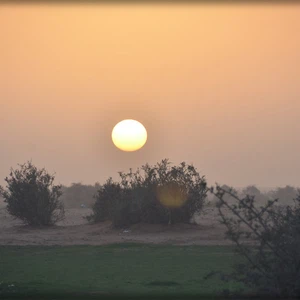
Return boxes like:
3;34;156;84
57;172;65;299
1;4;300;188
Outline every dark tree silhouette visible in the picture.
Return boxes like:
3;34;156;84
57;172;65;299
208;184;300;298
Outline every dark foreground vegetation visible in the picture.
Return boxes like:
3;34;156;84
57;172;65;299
211;185;300;299
0;244;244;299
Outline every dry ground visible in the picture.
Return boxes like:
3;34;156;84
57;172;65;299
0;199;235;246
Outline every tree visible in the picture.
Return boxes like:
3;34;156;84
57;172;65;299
209;184;300;298
0;161;64;226
268;185;298;207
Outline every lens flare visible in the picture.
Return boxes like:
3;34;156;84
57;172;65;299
156;182;188;208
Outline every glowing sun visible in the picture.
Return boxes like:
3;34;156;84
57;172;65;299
112;119;147;152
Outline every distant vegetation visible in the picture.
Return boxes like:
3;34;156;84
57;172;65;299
60;182;99;208
209;184;299;208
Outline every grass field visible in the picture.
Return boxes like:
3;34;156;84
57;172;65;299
0;243;247;299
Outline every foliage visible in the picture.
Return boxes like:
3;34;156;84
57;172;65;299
209;184;300;298
209;184;238;206
88;159;208;228
86;178;136;228
240;185;271;206
268;185;298;207
0;161;64;226
60;182;97;208
241;185;263;198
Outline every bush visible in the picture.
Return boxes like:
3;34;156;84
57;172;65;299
88;159;208;228
86;178;135;228
209;184;300;298
0;161;64;226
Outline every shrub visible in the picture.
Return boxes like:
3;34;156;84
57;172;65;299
86;178;136;228
88;159;208;228
208;184;300;298
0;161;64;226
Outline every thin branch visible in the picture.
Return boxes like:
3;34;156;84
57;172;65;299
214;187;289;265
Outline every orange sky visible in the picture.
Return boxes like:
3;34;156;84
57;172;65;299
0;4;300;188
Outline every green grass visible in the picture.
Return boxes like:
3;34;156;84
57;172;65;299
0;243;246;299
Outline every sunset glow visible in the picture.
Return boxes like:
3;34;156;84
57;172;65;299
0;4;299;186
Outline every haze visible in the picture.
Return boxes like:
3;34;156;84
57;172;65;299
1;4;299;188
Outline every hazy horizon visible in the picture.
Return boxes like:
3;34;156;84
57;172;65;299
1;4;300;188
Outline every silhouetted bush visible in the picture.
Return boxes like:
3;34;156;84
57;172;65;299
208;184;300;298
0;161;64;226
86;178;136;228
87;159;208;228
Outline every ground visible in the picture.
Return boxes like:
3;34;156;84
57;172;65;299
0;244;243;298
0;202;252;298
0;200;233;246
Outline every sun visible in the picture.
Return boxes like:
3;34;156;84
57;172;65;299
112;119;147;152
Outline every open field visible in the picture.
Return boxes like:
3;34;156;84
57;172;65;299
0;204;246;298
0;243;246;299
0;202;257;298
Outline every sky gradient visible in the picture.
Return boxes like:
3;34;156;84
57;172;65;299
1;4;300;188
